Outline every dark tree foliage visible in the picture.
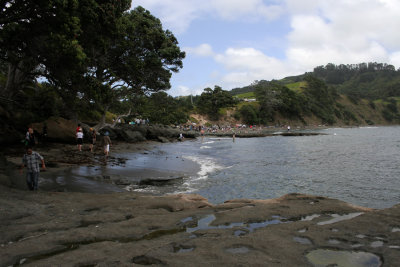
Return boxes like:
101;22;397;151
254;81;281;123
303;75;337;124
0;0;92;99
130;92;188;125
239;104;258;125
197;86;238;120
0;1;185;128
79;6;185;125
254;81;304;123
312;62;400;100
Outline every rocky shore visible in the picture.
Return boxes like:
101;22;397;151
1;134;399;266
1;185;399;266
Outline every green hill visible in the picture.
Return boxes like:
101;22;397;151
226;62;400;126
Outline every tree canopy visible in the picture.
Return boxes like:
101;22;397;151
0;1;185;126
197;86;238;120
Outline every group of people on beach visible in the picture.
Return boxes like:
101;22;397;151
75;124;112;156
20;123;114;191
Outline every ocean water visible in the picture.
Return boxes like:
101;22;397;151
117;126;400;209
43;126;400;209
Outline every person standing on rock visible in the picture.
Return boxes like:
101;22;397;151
20;146;46;191
25;126;35;147
41;123;48;144
76;128;84;151
89;128;96;152
102;131;112;156
76;123;82;133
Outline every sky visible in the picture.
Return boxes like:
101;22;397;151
131;0;400;97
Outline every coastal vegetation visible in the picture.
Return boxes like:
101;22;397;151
1;2;400;144
0;1;185;134
229;63;400;126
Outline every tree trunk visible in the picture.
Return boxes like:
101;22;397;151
97;105;110;130
112;108;131;127
2;62;25;99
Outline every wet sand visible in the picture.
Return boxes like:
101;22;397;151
2;140;200;194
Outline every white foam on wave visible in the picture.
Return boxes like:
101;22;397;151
200;146;211;149
203;141;215;144
183;155;223;180
124;184;159;194
359;126;379;129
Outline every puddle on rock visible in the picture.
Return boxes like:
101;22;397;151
180;217;194;223
225;246;251;254
317;212;363;225
306;249;382;267
301;214;321;221
328;239;341;245
186;214;287;236
370;241;384;248
186;215;218;233
234;229;248;236
173;245;195;253
293;236;312;245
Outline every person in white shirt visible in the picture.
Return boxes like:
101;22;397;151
76;129;84;151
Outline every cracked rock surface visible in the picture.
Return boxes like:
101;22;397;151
1;186;399;266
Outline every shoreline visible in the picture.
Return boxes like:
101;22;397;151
2;125;400;202
1;132;400;265
1;139;205;196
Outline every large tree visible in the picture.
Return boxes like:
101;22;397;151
1;2;185;127
197;85;237;120
80;6;185;126
0;0;89;99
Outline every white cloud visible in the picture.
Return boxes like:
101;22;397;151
284;0;400;70
210;0;284;21
132;0;285;34
133;0;400;96
184;44;215;57
170;85;204;97
214;47;296;88
132;0;209;34
389;52;400;69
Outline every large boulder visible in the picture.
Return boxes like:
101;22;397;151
112;124;182;143
119;129;146;142
146;125;180;139
32;117;76;143
98;126;118;140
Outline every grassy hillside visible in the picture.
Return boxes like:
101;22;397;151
234;92;255;98
225;65;400;126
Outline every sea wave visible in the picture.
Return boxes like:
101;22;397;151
183;155;223;180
